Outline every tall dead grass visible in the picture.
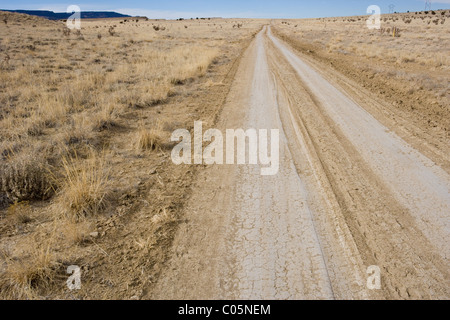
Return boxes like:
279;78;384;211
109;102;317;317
0;12;248;299
0;240;57;299
59;152;110;220
0;36;220;210
135;124;163;151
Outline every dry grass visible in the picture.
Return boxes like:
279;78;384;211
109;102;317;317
136;128;162;151
0;241;57;299
60;220;94;245
274;11;450;70
0;151;53;202
0;10;263;299
91;103;119;132
273;10;450;133
0;12;223;209
135;122;164;151
59;152;110;219
6;201;33;225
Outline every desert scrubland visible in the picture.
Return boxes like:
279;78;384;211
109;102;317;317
0;11;263;299
0;9;448;300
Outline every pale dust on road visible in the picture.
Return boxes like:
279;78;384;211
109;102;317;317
150;26;450;300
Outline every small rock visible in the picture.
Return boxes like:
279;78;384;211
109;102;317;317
89;232;99;239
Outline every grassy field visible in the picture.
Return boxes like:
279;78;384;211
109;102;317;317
0;11;263;299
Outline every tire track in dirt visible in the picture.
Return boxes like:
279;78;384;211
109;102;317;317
266;26;449;299
219;27;335;299
151;26;449;300
151;26;340;300
268;29;449;257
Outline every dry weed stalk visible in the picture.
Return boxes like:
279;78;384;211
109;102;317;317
392;26;401;37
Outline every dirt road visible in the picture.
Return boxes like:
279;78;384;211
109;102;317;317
150;26;449;300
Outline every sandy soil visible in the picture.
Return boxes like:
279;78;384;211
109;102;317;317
151;26;449;300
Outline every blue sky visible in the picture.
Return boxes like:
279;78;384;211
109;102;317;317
1;0;450;19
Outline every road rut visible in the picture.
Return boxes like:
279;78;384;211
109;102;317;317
150;26;449;300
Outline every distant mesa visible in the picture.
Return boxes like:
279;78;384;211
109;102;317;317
1;9;131;20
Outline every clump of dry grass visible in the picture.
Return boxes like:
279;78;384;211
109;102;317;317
91;104;118;132
59;152;110;219
0;153;53;202
0;242;57;299
153;25;166;31
7;201;32;225
60;220;93;245
135;125;163;151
